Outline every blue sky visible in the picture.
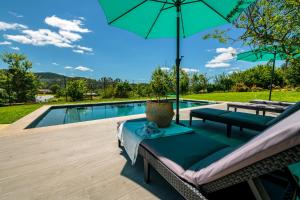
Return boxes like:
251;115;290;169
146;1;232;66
0;0;270;82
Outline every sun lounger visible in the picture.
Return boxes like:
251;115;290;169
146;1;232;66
250;99;295;107
137;110;300;199
190;102;300;137
227;102;287;115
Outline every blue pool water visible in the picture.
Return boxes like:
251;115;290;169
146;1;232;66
28;100;213;128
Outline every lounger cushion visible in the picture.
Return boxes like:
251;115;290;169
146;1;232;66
141;133;229;176
266;102;300;127
183;110;300;186
191;108;229;116
220;112;274;130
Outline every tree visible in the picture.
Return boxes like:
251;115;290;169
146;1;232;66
50;84;61;94
285;60;300;87
0;70;9;104
214;73;234;92
150;67;172;101
66;80;87;101
236;0;299;55
134;83;151;97
203;0;300;60
201;0;300;91
114;81;131;98
1;53;39;103
169;66;190;94
190;73;208;93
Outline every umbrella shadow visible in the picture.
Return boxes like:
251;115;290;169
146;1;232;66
181;119;259;146
119;148;184;200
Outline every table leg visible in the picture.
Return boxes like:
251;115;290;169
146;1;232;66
144;158;150;183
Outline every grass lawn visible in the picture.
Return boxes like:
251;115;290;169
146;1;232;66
0;97;147;124
0;104;42;124
0;91;299;124
184;91;300;102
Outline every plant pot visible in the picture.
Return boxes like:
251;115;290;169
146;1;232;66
146;100;174;128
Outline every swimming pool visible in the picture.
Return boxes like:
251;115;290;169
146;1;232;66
28;100;213;128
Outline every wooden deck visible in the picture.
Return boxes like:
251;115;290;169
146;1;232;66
0;103;259;200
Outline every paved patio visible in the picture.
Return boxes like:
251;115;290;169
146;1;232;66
0;103;262;200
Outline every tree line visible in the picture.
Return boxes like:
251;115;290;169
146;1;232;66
0;53;299;104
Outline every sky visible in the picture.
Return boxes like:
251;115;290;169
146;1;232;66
0;0;273;83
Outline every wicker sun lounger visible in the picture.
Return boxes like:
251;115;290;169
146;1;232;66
190;102;300;137
137;110;300;200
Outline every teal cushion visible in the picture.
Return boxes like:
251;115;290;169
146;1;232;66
220;112;274;129
266;102;300;127
141;133;228;175
187;146;235;172
192;108;229;117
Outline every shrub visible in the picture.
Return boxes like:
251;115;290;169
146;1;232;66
66;80;87;101
150;68;171;101
251;85;264;92
50;84;61;95
101;86;115;98
233;83;250;92
114;81;131;98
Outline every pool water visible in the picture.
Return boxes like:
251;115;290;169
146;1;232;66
28;100;212;128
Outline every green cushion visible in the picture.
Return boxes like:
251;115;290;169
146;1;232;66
266;102;300;127
141;133;228;175
187;146;235;171
220;112;274;129
191;108;229;116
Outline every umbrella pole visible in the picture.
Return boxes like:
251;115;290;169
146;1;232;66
175;2;181;124
269;51;277;101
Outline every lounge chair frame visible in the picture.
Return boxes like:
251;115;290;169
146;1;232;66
138;144;300;200
189;111;267;137
227;102;286;116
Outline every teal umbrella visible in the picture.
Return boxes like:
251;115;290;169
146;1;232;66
237;46;300;101
98;0;255;123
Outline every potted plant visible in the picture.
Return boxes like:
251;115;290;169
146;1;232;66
146;68;174;128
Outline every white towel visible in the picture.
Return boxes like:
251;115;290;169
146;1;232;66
117;120;193;165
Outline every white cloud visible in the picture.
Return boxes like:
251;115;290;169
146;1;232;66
52;62;59;66
64;66;73;69
76;45;92;52
45;15;90;33
8;11;23;18
0;41;11;45
216;47;237;54
5;29;74;48
75;66;93;72
4;16;92;54
72;45;93;54
59;30;81;42
205;47;237;68
78;17;86;21
73;49;84;54
205;62;230;68
0;21;27;30
160;67;170;71
182;68;199;73
10;46;20;51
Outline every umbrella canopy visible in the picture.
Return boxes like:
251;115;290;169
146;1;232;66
98;0;255;124
237;46;300;100
98;0;255;39
237;46;299;62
